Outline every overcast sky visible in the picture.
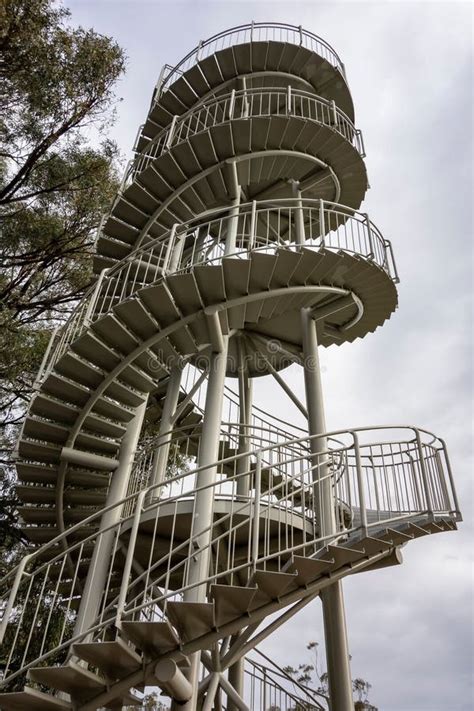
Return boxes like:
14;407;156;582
67;1;473;708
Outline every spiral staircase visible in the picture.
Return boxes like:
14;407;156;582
0;22;461;711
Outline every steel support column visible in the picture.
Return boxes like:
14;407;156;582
236;336;252;497
300;307;353;711
227;656;245;711
71;399;148;642
149;366;183;491
181;335;229;710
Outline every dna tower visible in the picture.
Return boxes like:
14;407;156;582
0;23;461;711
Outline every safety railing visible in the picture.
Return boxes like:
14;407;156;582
34;199;397;383
153;22;347;102
129;86;364;185
245;651;327;711
0;426;459;686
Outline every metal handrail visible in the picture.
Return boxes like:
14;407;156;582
129;86;364;186
154;22;347;102
0;424;458;684
34;198;396;382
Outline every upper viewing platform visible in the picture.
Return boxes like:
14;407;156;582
96;24;364;267
136;22;354;152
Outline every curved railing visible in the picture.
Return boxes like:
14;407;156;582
128;87;364;186
0;425;459;686
35;199;398;382
153;23;347;103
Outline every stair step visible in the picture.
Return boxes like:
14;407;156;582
347;535;393;558
16;485;106;507
376;527;414;545
283;554;335;586
211;584;257;626
91;314;140;355
28;661;106;701
23;416;69;445
72;331;121;371
22;525;96;544
121;620;179;656
252;569;298;601
105;380;145;408
0;687;72;710
114;299;159;341
93;397;134;425
325;544;364;568
30;393;79;424
42;372;90;407
166;601;215;642
72;638;141;680
17;439;61;464
55;352;103;389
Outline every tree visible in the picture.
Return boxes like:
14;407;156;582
0;0;125;551
283;641;377;710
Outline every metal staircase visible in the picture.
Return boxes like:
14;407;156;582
0;22;460;711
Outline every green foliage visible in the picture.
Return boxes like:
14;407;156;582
0;0;125;552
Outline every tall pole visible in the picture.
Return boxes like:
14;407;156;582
71;399;148;643
300;307;353;711
236;336;252;497
149;365;183;491
181;336;230;710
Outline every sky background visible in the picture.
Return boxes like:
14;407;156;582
66;1;473;708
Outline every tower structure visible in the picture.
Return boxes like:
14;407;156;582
0;23;461;711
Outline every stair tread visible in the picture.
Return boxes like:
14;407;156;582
28;660;106;697
72;638;141;680
211;584;257;626
166;601;215;642
121;620;179;656
0;687;72;710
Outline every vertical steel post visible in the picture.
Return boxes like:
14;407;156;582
149;366;183;492
300;307;353;711
291;181;305;246
71;399;148;643
228;658;245;711
225;162;241;256
181;335;229;711
236;337;252;496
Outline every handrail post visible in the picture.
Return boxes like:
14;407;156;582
414;429;433;516
298;25;303;46
0;554;32;645
353;432;368;535
169;232;185;273
164;223;179;272
115;490;146;627
252;452;262;572
249;200;257;251
438;438;461;517
319;199;326;247
365;213;374;259
33;326;59;389
331;99;337;127
358;129;366;158
228;89;236;120
165;115;178;150
196;40;203;62
286;85;292;116
83;268;108;328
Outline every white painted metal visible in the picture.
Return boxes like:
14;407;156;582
301;308;353;710
1;21;460;711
